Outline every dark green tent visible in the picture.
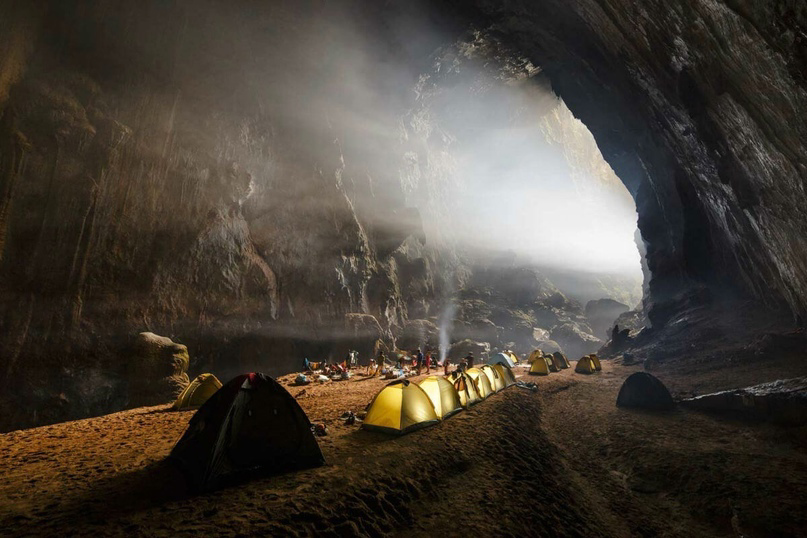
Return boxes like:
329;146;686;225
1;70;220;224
170;372;324;491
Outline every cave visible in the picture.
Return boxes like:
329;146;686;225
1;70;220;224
0;1;806;536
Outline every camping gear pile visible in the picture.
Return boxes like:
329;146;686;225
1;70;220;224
362;359;519;435
526;350;571;376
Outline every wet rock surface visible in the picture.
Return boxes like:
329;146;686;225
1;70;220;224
681;377;807;424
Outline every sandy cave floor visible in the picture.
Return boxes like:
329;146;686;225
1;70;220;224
1;360;806;537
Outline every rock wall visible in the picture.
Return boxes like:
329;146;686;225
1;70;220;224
444;0;807;325
1;0;805;429
0;0;457;430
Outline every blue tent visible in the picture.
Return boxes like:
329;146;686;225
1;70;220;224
488;352;516;368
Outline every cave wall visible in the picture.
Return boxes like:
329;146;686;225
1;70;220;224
445;0;807;325
1;0;805;429
0;0;457;429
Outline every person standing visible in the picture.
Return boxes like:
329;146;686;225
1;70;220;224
424;351;432;374
443;358;451;376
416;348;424;375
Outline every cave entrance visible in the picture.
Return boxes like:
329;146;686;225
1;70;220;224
401;39;645;352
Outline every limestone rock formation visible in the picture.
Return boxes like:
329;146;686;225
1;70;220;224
585;298;630;339
127;332;190;408
396;319;440;352
681;377;807;424
550;323;603;360
448;339;490;362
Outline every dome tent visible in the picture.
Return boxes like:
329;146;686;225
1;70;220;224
529;357;551;376
173;373;222;410
419;376;463;420
575;356;598;374
552;351;571;369
489;352;516;368
466;367;494;399
170;373;324;491
492;363;516;387
363;380;439;435
617;372;675;411
481;364;504;392
449;371;482;408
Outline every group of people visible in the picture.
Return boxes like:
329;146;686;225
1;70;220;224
303;348;480;381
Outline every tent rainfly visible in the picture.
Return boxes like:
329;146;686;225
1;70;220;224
170;373;324;491
173;373;223;410
419;376;463;420
363;380;440;435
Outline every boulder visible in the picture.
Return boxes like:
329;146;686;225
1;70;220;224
616;372;675;411
454;318;501;346
585;298;630;339
550;322;602;359
448;339;490;361
680;377;807;424
396;319;439;352
534;339;562;354
127;332;190;407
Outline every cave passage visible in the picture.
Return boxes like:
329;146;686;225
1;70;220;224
1;1;807;536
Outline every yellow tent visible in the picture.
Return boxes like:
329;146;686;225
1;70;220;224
492;363;516;387
173;373;222;410
363;380;439;434
466;368;494;399
480;364;503;392
419;376;463;420
552;351;570;369
529;357;550;376
590;353;602;371
449;372;482;407
528;350;544;364
545;354;560;373
507;351;520;365
575;356;598;374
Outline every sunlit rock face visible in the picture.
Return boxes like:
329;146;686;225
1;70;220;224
445;0;807;324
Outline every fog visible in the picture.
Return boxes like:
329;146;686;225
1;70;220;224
165;1;642;282
394;34;642;280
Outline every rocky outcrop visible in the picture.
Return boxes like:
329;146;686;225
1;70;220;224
448;339;490;362
127;332;189;408
396;319;440;352
585;298;630;340
444;0;807;327
681;377;807;424
550;323;603;360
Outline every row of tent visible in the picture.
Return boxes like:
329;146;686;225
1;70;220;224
525;350;601;376
527;350;571;375
362;360;518;435
575;354;602;374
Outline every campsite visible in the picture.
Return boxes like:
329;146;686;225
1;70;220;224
2;1;807;536
1;353;806;536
